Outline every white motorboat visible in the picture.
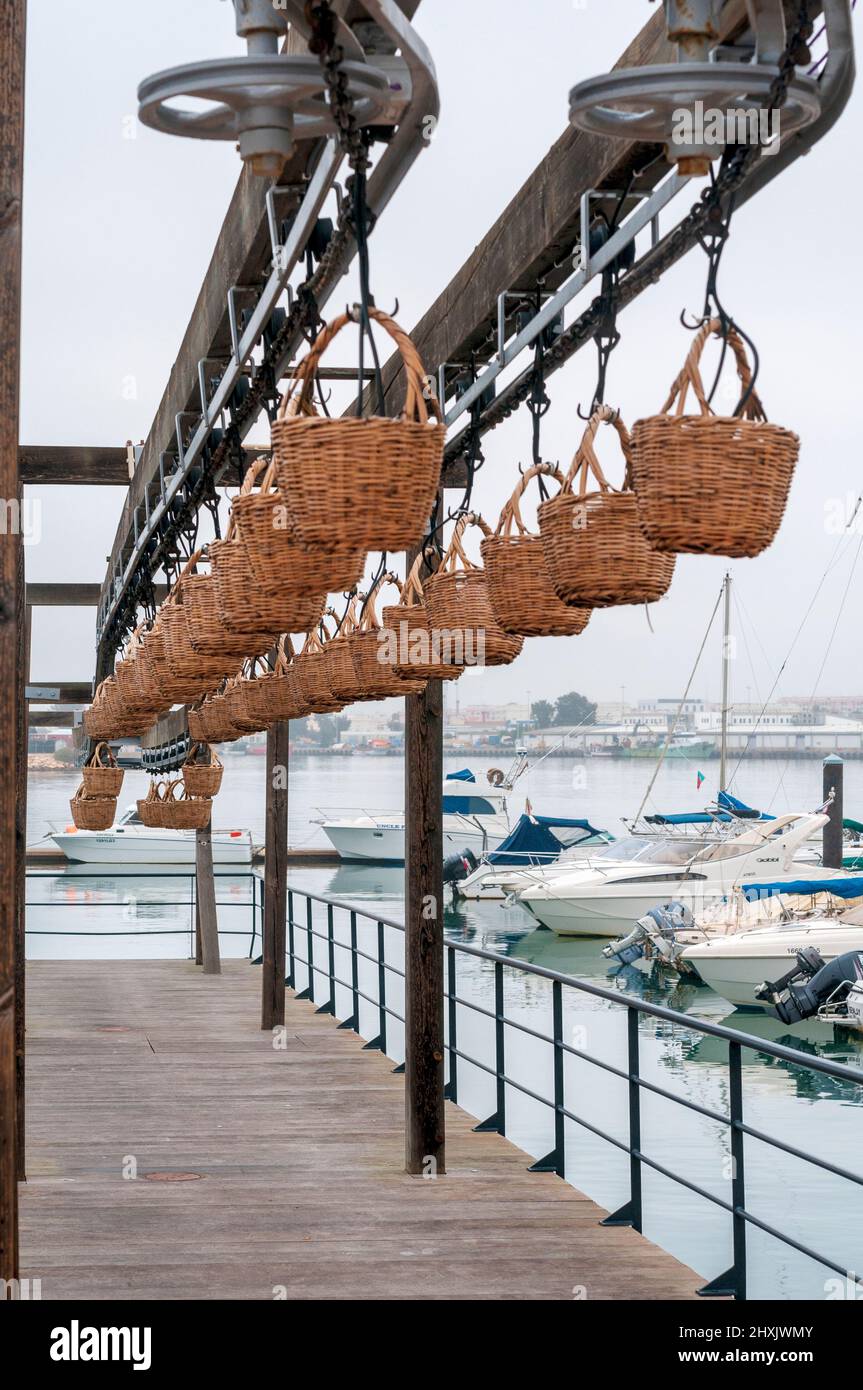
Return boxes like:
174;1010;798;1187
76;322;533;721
451;812;614;900
49;804;254;865
682;912;863;1011
517;811;841;938
314;763;522;863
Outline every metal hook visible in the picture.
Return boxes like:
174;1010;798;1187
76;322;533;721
680;307;707;332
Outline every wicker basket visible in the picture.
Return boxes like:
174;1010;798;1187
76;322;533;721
158;779;213;831
630;319;799;557
538;407;676;608
320;597;367;704
272;307;445;552
423;515;525;668
70;785;117;831
381;556;465;682
481;464;592;637
293;622;344;714
182;743;223;797
82;742;125;797
137;781;166;828
250;638;305;722
232;456;365;599
191;687;245;745
347;576;428;699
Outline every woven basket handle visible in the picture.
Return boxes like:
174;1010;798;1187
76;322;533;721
563;407;633;497
662;318;766;421
495;463;566;537
403;554;426;604
438;513;492;575
358;573;403;633
274;634;295;672
89;741;117;769
277;307;442;426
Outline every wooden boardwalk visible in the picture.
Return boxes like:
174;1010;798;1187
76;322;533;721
20;960;701;1300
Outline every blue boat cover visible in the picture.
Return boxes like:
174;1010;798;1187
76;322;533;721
742;877;863;901
646;792;775;827
487;813;602;866
447;769;476;783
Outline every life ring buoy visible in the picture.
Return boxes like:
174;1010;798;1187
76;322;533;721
487;768;505;787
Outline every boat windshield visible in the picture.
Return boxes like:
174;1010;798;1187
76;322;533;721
118;806;143;827
594;837;712;866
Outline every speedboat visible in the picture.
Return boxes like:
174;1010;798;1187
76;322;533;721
516;811;840;938
680;880;863;1009
450;812;614;900
314;763;523;864
49;804;254;865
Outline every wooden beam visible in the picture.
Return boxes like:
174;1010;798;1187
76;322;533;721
195;817;220;976
262;721;289;1031
19;445;130;486
404;541;445;1175
28;711;74;729
19;445;268;486
26;583;168;607
26;683;92;704
0;0;25;1286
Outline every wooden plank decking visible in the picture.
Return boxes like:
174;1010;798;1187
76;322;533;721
20;960;701;1300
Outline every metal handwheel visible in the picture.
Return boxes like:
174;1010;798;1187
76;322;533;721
137;0;393;177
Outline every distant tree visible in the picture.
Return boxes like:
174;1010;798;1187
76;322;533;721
554;692;596;727
531;699;554;729
388;711;404;730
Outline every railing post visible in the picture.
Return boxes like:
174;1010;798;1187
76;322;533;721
444;944;457;1103
294;894;313;1001
363;921;387;1053
601;1008;642;1227
475;959;506;1134
261;719;288;1029
337;909;359;1032
285;888;295;986
316;903;336;1016
699;1039;747;1299
530;978;565;1177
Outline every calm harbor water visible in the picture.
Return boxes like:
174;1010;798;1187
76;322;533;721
26;753;863;1299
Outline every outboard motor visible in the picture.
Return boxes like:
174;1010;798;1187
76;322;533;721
756;949;863;1025
604;901;695;968
443;848;478;886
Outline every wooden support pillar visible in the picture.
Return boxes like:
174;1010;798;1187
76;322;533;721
823;754;844;870
404;548;446;1176
14;584;30;1183
262;721;289;1031
0;0;25;1284
195;818;220;975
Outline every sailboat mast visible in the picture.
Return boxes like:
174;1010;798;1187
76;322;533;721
719;572;732;791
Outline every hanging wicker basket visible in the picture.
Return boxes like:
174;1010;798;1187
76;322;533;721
293;621;344;714
481;463;593;637
70;785;117;831
423;515;525;668
82;742;125;797
156;779;213;831
320;596;367;704
137;781;166;828
380;555;465;682
538;407;676;608
182;743;223;797
190;685;245;745
630;319;799;557
232;456;365;599
347;575;428;699
272;307;445;552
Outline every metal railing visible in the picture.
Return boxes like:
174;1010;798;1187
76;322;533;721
283;885;863;1302
25;870;263;955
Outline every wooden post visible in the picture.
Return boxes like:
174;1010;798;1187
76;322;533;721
262;721;289;1030
195;818;220;975
823;754;844;870
14;587;30;1183
0;0;25;1284
404;545;445;1176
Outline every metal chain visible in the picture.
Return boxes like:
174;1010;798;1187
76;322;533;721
306;0;371;173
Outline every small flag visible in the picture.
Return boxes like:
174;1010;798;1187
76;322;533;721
696;770;705;789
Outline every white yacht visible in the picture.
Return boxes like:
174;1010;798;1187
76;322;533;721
314;764;522;864
452;812;614;900
517;812;840;938
49;804;254;865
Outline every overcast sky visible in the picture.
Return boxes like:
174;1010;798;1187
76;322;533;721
21;0;863;711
